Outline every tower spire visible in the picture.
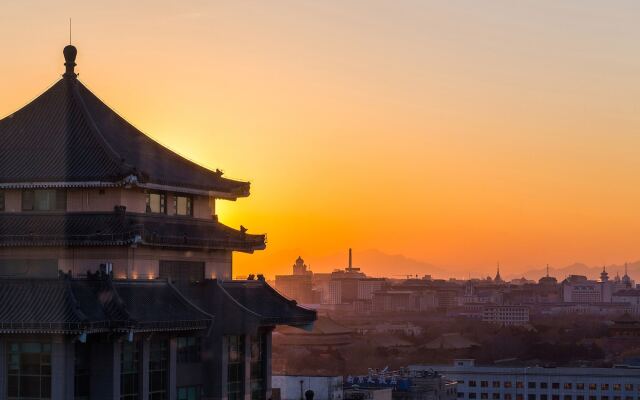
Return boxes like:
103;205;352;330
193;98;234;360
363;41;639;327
63;43;78;78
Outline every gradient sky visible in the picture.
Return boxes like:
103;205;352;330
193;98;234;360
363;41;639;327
2;1;640;278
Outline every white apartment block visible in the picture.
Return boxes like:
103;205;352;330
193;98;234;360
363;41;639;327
410;360;640;400
482;306;530;326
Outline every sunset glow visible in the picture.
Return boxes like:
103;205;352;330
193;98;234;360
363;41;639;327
2;1;640;278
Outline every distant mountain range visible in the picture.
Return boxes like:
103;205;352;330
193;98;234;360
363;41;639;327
249;247;640;282
310;248;446;278
512;262;640;281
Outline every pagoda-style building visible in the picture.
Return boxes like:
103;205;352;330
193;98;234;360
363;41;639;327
0;45;315;400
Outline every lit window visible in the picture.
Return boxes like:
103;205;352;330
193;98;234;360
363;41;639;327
0;191;4;211
22;189;66;211
146;191;167;214
175;195;193;216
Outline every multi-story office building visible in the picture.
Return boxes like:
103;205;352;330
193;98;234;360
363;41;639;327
482;306;530;326
410;360;640;400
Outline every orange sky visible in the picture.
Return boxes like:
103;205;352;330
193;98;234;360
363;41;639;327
2;1;640;279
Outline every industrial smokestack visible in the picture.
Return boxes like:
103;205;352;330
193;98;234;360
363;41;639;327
349;248;352;270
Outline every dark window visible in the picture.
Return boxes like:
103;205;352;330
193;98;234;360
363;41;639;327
541;395;548;400
0;191;4;211
602;385;610;391
493;394;500;400
481;393;488;399
120;341;140;400
553;383;560;390
504;382;512;389
493;382;501;388
250;333;267;400
504;395;511;400
481;381;489;388
589;384;597;391
22;189;66;211
146;191;167;214
75;343;91;400
614;385;621;392
469;381;477;387
469;394;477;399
577;384;585;390
564;396;572;400
178;386;202;400
530;382;537;389
566;384;573;390
7;342;52;400
624;384;633;391
541;383;548;389
517;382;524;389
175;195;193;216
227;335;245;400
177;337;202;363
458;393;465;398
159;261;205;283
529;395;536;400
149;340;169;400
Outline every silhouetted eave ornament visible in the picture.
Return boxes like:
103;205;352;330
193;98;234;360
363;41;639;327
0;46;250;199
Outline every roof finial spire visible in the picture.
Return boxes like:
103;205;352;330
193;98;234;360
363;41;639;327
63;41;78;79
69;18;72;45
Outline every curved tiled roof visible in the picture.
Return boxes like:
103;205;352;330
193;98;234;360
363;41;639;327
0;73;249;196
0;277;213;334
0;211;266;252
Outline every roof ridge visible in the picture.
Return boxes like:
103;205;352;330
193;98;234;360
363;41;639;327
64;278;91;325
167;280;215;335
99;278;133;325
71;80;134;178
214;280;263;319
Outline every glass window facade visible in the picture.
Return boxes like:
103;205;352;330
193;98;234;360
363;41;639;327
146;191;167;214
149;340;169;400
177;337;202;363
74;343;91;400
178;386;202;400
7;342;52;400
22;189;66;211
121;341;140;400
175;195;193;216
227;335;245;400
250;333;267;400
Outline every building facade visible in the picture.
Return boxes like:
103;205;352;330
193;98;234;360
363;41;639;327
0;45;316;400
410;360;640;400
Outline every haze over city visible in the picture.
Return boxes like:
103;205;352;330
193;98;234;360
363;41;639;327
2;1;640;278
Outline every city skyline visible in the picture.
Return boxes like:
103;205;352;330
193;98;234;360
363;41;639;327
3;1;640;278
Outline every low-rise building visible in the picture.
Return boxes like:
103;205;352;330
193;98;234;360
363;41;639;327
410;359;640;400
482;305;530;326
272;375;344;400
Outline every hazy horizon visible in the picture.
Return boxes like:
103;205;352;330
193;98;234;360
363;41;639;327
2;1;640;278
